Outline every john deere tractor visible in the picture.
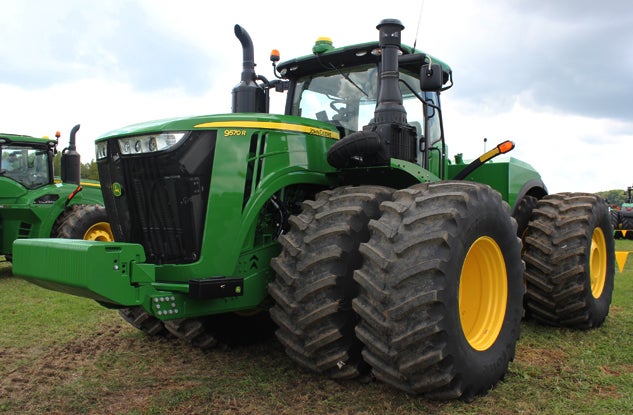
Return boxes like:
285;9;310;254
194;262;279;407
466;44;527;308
612;185;633;239
12;20;614;400
1;125;113;261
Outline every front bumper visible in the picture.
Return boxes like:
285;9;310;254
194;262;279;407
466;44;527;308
13;238;149;306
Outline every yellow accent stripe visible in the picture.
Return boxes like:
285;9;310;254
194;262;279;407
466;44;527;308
194;121;340;140
53;179;100;188
478;147;501;163
616;251;632;273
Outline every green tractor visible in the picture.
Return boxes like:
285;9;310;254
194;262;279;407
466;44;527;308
612;185;633;239
12;20;614;400
1;125;114;261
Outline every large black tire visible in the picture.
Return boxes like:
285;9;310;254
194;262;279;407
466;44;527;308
118;307;171;337
55;204;114;241
268;185;393;380
522;193;615;328
353;181;524;400
621;214;633;232
513;195;539;238
165;317;219;349
610;209;620;230
165;311;276;350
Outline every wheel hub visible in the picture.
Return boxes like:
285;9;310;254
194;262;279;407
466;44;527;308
459;236;508;351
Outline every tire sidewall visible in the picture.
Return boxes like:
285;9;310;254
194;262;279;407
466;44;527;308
441;190;524;391
583;200;615;324
58;205;110;240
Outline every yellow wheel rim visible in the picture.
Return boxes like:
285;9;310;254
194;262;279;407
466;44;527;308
589;227;607;299
83;222;114;242
459;236;508;351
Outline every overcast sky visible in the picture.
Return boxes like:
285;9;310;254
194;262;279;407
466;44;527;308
1;0;631;193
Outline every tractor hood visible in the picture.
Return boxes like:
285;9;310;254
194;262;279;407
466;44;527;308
96;113;341;141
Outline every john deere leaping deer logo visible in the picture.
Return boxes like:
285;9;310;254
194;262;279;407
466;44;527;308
111;182;123;197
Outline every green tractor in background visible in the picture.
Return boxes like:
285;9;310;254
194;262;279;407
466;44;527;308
1;125;114;261
13;20;614;400
612;185;633;239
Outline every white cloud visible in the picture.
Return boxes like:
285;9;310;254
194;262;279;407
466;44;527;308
0;79;231;157
443;94;633;193
1;0;631;194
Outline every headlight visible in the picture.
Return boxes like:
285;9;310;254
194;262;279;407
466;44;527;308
118;132;186;156
95;141;108;159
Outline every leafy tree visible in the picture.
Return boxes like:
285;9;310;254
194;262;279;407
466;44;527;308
52;153;99;181
596;189;627;207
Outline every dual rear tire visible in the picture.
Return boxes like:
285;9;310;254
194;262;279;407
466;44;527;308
270;183;615;400
271;181;524;400
268;185;393;379
522;193;614;328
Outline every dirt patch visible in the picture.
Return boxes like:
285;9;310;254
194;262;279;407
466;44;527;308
1;316;287;414
514;346;570;377
1;321;132;398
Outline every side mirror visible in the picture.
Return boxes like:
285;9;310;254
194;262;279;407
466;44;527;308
420;63;444;91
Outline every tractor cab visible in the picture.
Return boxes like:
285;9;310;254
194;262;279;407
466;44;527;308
276;38;452;175
0;134;56;191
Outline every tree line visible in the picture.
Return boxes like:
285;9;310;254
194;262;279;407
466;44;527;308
596;188;631;207
52;153;99;181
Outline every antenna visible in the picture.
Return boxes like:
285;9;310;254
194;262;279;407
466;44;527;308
412;0;425;51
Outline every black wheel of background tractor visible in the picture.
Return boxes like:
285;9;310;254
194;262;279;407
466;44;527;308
610;209;620;231
353;181;524;401
55;204;114;241
611;210;623;239
621;214;633;236
522;193;615;328
268;185;393;380
513;195;538;238
118;307;172;337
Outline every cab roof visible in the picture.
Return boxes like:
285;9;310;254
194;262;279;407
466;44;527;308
0;133;57;146
277;40;452;84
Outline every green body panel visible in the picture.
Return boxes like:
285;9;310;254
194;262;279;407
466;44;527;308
13;239;146;304
446;157;544;210
0;181;104;255
0;132;104;255
15;114;344;319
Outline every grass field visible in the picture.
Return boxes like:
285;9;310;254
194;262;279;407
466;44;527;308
1;239;632;415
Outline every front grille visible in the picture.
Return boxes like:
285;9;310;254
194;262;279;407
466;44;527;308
99;131;217;264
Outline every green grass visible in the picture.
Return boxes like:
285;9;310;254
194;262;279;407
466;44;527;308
2;242;633;414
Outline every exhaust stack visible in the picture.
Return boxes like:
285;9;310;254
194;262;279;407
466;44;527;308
232;25;266;113
60;124;81;185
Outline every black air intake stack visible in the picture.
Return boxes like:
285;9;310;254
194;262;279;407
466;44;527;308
232;24;266;113
61;124;81;185
371;19;417;162
327;19;417;168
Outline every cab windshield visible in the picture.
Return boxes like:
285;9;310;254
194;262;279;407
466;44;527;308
0;145;51;189
291;65;425;137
